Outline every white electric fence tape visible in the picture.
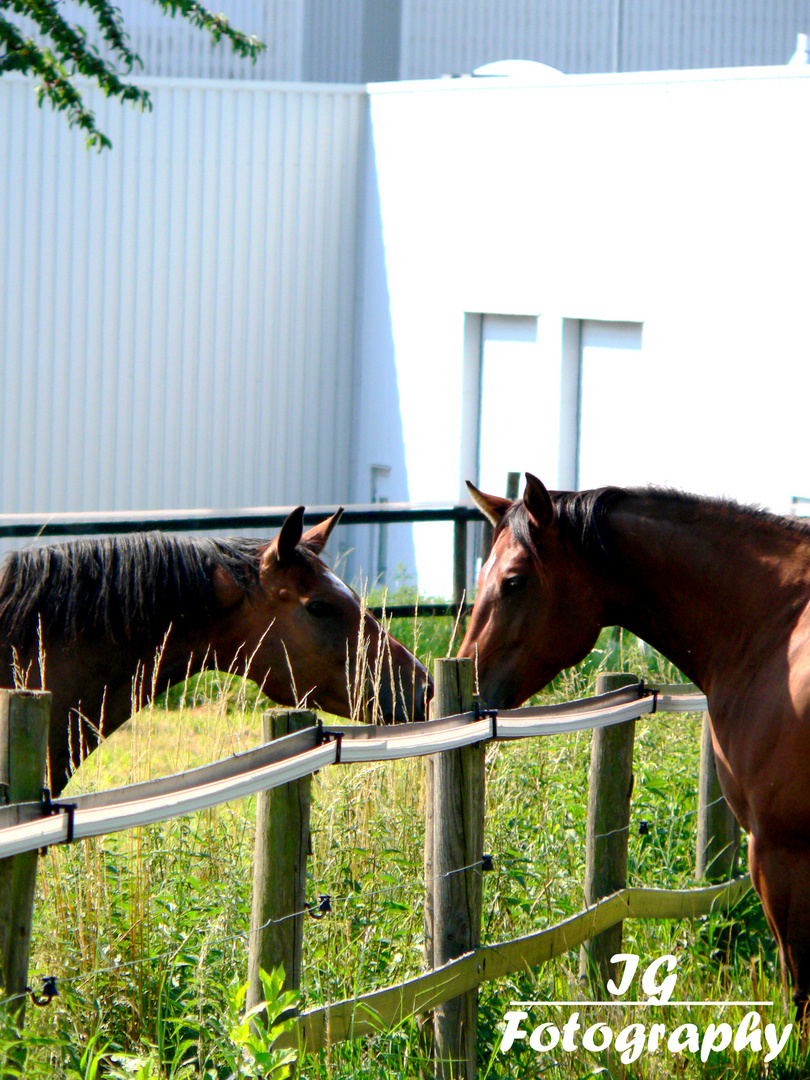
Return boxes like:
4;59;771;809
0;685;706;860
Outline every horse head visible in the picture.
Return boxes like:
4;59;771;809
458;473;604;708
212;506;432;722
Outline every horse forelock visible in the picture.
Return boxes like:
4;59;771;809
0;533;267;651
297;541;329;567
496;487;624;564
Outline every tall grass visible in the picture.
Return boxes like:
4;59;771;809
5;620;807;1079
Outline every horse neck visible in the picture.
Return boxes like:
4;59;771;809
145;617;229;698
597;496;810;692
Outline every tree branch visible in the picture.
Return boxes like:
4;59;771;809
0;0;266;148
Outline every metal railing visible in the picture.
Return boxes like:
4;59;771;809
0;502;486;618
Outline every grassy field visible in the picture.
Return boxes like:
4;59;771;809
3;619;808;1079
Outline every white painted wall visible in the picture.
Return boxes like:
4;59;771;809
356;67;810;595
348;118;417;590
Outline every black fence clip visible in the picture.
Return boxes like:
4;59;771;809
638;820;650;836
40;787;77;844
319;728;343;764
481;854;494;872
28;976;58;1007
640;680;659;714
0;782;9;806
307;895;332;919
473;700;498;740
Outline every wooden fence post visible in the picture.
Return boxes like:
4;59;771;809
0;690;51;1038
424;658;484;1080
247;709;316;1013
453;518;468;610
695;712;740;881
505;472;520;501
579;672;636;995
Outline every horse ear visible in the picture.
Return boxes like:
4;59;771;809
523;473;554;529
274;505;306;564
301;508;344;555
466;480;511;527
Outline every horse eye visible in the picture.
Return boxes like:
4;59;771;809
501;575;527;596
306;599;339;619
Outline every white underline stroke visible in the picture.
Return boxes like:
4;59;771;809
510;1000;773;1007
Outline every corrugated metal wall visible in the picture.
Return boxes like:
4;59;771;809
12;0;809;84
48;0;382;83
45;0;306;81
0;77;364;518
399;0;810;78
302;0;363;81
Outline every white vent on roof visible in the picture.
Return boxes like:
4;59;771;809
788;33;810;65
472;60;565;80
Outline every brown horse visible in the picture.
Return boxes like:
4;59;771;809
0;507;431;795
460;472;810;1019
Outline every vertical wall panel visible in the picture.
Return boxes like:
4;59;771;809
0;77;365;534
302;0;364;82
112;102;135;509
97;97;122;510
2;85;24;511
39;0;309;82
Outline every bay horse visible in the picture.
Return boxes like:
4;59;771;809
0;507;430;795
460;472;810;1019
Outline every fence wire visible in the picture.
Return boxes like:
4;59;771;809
12;786;728;1012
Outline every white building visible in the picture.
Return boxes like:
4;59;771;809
2;62;809;595
352;63;810;593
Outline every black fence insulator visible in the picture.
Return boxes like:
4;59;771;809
481;854;494;872
638;820;650;836
473;701;499;739
640;681;659;714
28;976;58;1007
331;733;343;765
319;728;344;764
40;787;78;846
307;895;332;919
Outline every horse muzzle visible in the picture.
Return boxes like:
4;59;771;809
372;662;432;723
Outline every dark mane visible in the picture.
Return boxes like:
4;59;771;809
499;486;810;565
0;533;272;651
495;486;625;562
